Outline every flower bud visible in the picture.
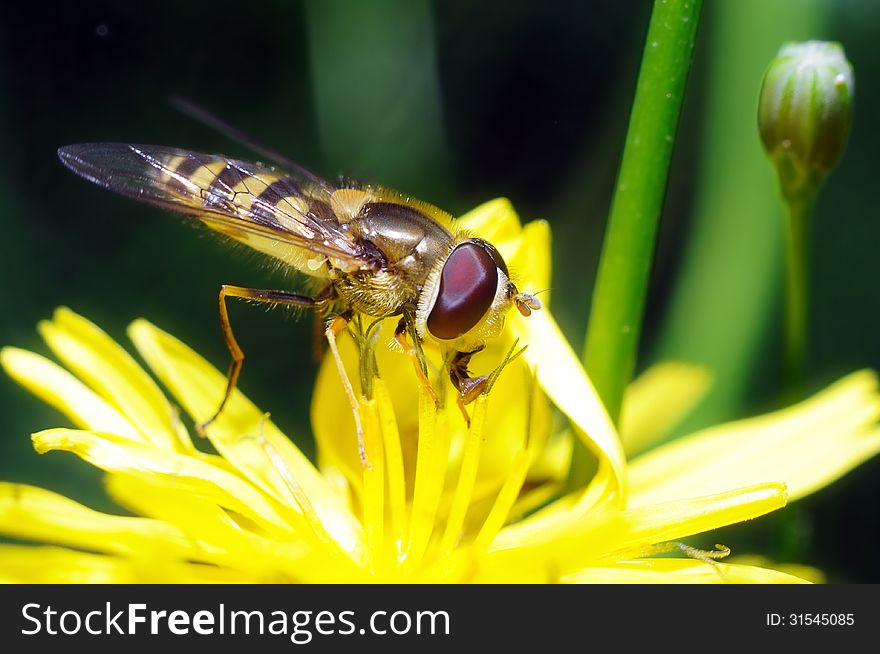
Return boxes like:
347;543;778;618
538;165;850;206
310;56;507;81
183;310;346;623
758;41;853;203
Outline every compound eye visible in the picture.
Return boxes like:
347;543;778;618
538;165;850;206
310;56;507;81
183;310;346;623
427;242;499;340
472;238;509;276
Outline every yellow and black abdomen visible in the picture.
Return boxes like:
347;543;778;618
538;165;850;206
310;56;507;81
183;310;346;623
158;152;338;278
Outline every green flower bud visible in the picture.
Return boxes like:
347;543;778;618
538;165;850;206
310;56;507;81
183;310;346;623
758;41;854;204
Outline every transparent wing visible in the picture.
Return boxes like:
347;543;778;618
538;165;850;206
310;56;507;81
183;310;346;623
57;143;376;271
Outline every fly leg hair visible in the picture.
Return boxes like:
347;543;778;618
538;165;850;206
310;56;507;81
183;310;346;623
449;347;488;427
198;284;329;434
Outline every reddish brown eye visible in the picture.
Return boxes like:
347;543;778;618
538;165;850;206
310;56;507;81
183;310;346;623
472;238;508;276
427;242;499;340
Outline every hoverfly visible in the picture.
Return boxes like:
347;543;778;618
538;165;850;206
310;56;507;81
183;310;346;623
57;143;541;433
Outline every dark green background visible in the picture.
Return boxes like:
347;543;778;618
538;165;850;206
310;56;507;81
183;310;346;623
1;0;878;581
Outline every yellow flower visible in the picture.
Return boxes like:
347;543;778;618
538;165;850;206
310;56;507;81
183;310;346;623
2;200;879;583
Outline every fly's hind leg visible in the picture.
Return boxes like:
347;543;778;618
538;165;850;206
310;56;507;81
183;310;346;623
198;284;322;435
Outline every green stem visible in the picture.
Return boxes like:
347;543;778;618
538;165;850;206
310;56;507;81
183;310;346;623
582;0;703;423
783;197;811;394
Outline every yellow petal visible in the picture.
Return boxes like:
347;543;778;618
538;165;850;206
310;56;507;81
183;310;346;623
501;219;552;304
561;559;812;583
491;460;615;552
0;545;141;583
128;318;365;560
375;378;407;545
360;396;386;568
455;197;523;242
31;428;294;536
486;482;786;576
406;388;451;566
525;429;574;483
619;362;712;456
439;396;490;555
37;307;191;453
509;309;627;501
0;545;256;583
105;474;362;582
628;371;880;507
727;554;826;584
0;347;143;441
0;482;192;556
581;483;787;560
473;448;531;555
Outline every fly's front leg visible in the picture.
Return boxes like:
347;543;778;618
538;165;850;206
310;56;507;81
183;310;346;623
198;284;319;435
394;316;439;405
449;347;488;426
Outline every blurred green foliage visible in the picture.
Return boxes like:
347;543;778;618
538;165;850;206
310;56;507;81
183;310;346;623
1;0;878;580
657;0;827;431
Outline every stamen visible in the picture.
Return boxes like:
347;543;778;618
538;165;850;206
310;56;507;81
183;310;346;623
438;395;489;555
374;379;407;552
254;425;338;552
405;388;451;567
359;398;385;571
473;448;531;555
471;365;536;555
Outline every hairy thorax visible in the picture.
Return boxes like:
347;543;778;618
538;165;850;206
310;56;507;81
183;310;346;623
332;197;456;318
